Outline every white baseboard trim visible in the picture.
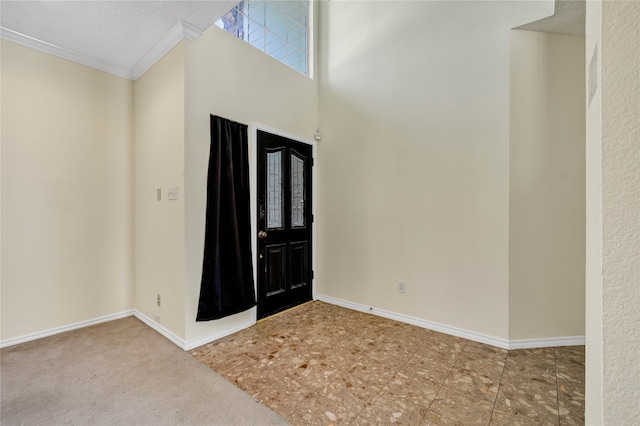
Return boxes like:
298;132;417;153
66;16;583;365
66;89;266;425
316;294;511;349
1;308;256;352
132;311;187;350
508;335;585;349
0;310;135;349
316;294;585;350
183;319;257;352
131;310;257;351
1;300;585;352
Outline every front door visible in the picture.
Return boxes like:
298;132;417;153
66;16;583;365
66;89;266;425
257;130;313;319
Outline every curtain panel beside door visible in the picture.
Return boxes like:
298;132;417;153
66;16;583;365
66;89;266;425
196;115;256;321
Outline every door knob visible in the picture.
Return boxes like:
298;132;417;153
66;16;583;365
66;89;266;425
258;231;268;239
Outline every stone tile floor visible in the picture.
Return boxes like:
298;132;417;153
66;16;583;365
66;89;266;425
190;301;584;425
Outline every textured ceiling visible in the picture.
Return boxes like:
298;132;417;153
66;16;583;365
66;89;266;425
1;1;237;74
516;0;585;35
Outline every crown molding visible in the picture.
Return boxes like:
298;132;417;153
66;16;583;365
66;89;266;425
1;20;204;81
130;21;202;80
1;27;131;79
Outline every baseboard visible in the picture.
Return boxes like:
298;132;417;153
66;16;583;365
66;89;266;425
316;294;585;350
316;294;511;349
131;311;256;351
0;310;135;349
134;311;256;351
131;311;188;349
508;335;585;349
1;309;255;352
133;311;258;351
1;299;585;352
183;318;257;351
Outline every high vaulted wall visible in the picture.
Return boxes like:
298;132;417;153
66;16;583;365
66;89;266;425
316;0;557;342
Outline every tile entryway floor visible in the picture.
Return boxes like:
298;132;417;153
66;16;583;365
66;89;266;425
190;301;584;425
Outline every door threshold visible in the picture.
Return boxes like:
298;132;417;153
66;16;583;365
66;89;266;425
256;300;314;323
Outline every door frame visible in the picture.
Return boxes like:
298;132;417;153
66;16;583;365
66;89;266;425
250;122;317;321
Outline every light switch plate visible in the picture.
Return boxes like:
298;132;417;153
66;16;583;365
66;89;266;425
167;187;178;201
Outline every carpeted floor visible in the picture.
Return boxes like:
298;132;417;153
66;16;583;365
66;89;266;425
1;317;288;426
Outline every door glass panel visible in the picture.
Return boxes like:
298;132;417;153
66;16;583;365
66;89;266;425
267;151;283;229
291;153;305;228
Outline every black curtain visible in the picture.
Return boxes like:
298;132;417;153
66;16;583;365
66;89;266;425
196;115;256;321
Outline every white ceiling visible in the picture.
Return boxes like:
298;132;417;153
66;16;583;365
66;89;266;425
1;0;585;81
516;0;585;36
1;0;237;80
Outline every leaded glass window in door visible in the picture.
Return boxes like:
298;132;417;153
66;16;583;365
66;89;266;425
266;150;283;229
291;152;305;228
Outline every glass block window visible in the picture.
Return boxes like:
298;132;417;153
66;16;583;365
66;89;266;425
216;0;308;76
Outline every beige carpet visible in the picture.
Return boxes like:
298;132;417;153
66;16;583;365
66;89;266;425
1;317;288;425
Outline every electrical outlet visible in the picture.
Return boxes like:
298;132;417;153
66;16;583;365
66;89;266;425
154;314;161;323
156;294;161;307
398;281;407;293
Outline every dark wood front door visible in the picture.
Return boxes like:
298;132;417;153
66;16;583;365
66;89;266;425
257;130;313;319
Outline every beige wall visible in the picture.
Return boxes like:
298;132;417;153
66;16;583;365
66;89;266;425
585;1;603;421
133;43;186;339
317;0;553;341
183;26;318;344
586;1;640;423
509;31;585;340
1;40;134;340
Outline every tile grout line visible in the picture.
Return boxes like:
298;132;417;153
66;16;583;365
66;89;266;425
335;329;416;425
554;347;561;426
350;333;462;425
487;350;509;425
368;345;420;422
320;344;372;424
422;339;470;422
281;323;383;424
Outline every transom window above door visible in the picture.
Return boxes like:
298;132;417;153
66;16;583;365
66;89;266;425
216;0;309;76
